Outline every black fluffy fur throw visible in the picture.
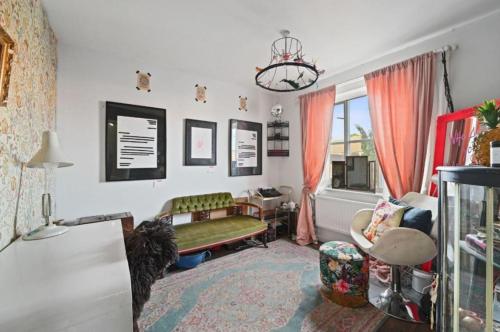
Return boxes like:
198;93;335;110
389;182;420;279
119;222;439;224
125;220;178;332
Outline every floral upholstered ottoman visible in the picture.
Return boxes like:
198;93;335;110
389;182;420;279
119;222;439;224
319;241;369;308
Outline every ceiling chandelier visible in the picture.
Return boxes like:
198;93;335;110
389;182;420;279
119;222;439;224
255;30;324;92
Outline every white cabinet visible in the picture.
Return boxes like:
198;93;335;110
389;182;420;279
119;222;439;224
0;220;133;332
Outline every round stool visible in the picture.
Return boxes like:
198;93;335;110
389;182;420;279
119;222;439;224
319;241;369;308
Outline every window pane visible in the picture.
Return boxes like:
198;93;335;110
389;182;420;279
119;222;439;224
349;140;376;161
348;96;371;142
332;103;344;143
329;143;345;161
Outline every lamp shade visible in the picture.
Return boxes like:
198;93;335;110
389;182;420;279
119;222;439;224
27;131;73;168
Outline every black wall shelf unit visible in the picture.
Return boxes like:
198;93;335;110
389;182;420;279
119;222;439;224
267;121;289;157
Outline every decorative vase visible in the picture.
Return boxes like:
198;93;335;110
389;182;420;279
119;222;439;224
473;127;500;166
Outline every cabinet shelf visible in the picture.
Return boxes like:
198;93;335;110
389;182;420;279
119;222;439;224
267;121;289;128
267;120;289;157
459;240;500;269
267;136;289;141
438;166;500;332
268;150;289;157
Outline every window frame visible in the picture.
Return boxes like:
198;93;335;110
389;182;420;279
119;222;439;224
325;94;383;193
332;95;373;160
320;78;385;194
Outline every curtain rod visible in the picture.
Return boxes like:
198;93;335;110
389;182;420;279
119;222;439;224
335;45;457;90
432;44;458;54
317;7;500;85
311;44;459;91
297;43;459;98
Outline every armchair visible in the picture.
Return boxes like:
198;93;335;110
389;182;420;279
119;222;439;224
350;192;437;323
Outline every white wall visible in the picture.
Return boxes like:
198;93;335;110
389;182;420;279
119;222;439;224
55;44;277;224
274;11;500;200
55;11;500;226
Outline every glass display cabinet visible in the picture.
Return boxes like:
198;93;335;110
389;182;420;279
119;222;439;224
438;167;500;331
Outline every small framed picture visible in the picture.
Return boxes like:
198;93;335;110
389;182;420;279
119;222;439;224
184;119;217;166
346;156;369;191
331;161;346;188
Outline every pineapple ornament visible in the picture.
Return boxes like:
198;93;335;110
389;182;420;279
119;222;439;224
472;100;500;166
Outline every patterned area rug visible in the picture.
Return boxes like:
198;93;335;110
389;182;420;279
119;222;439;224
139;240;385;332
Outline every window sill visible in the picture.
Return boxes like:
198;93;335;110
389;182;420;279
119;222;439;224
317;187;383;204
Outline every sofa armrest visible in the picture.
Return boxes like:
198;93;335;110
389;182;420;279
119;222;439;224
235;202;263;221
370;227;437;266
350;209;374;252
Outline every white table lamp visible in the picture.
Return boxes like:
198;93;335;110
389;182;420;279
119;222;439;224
23;131;73;241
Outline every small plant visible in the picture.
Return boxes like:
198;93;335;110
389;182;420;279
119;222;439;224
475;99;500;129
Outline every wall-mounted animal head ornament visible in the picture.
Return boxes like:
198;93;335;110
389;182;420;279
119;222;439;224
238;96;248;112
195;84;207;103
136;70;151;92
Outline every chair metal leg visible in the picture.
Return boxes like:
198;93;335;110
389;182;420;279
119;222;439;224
372;265;424;323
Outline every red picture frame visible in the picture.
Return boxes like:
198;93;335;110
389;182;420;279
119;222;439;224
429;99;500;196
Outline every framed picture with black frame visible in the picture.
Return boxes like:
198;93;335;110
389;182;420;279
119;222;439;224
229;119;262;176
331;161;346;188
184;119;217;166
346;156;369;191
105;101;166;181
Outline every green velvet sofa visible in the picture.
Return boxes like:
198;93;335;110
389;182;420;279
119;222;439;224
157;192;268;254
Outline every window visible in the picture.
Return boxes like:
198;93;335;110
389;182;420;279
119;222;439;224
331;95;374;161
327;95;380;191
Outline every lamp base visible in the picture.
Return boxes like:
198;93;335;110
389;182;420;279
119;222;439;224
22;224;69;241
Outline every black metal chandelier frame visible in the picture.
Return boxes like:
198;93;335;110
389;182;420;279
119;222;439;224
255;31;320;92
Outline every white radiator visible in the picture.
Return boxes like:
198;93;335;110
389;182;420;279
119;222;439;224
316;190;381;237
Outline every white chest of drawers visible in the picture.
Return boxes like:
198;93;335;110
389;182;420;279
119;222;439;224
0;220;133;332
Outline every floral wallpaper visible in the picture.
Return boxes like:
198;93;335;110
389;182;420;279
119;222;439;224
0;0;57;250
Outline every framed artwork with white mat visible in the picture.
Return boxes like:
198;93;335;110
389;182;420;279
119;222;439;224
184;119;217;166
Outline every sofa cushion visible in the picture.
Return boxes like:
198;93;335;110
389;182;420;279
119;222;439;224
171;192;235;214
174;215;267;252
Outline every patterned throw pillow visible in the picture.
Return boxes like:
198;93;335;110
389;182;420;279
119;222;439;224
363;199;405;242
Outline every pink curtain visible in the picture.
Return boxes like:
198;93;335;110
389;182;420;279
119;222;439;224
365;53;435;198
296;86;336;246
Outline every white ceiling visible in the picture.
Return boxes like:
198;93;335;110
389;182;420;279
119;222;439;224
42;0;500;87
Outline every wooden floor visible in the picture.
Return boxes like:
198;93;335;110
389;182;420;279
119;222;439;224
378;318;432;332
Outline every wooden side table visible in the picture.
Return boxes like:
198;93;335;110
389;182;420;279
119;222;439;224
253;206;299;241
274;207;299;240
